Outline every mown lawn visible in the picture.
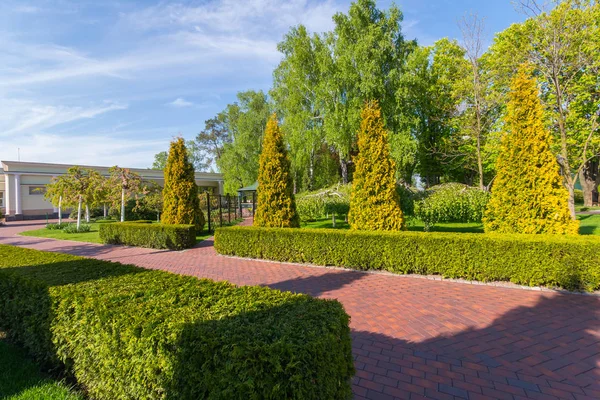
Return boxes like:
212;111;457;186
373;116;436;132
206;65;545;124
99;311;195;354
302;214;600;235
20;220;220;245
0;332;82;400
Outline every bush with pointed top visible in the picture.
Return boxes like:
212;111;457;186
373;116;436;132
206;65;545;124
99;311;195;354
162;137;205;232
254;114;300;228
348;101;405;231
483;65;578;234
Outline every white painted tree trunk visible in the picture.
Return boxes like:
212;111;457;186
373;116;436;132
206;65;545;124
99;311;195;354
58;195;62;225
121;188;125;222
103;204;107;218
77;196;82;230
85;204;90;223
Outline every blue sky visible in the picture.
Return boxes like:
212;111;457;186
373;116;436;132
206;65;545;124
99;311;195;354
0;0;524;168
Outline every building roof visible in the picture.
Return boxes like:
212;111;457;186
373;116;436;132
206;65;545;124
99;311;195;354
237;181;258;192
1;160;223;182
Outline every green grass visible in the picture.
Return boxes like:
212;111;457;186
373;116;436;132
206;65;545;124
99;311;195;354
20;219;239;245
20;222;106;243
0;333;82;400
302;215;599;235
576;205;600;212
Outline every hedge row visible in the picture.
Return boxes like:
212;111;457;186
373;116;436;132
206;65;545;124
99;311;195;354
215;227;600;292
0;245;354;399
99;222;196;250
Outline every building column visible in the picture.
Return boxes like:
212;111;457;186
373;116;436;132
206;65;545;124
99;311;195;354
52;176;58;212
4;173;12;216
218;181;224;195
14;174;22;217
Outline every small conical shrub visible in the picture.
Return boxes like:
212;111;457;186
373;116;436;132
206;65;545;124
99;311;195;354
162;137;205;231
483;65;578;234
254;114;300;228
348;101;405;231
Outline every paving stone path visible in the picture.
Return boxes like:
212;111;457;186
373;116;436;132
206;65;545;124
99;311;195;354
1;220;599;400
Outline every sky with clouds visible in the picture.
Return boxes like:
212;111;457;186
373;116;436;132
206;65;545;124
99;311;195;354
0;0;524;168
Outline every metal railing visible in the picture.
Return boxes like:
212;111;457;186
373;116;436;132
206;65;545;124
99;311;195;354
200;193;254;232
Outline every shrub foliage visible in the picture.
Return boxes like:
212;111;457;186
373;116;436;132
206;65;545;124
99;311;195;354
0;245;354;400
484;65;578;234
348;101;404;231
296;184;351;222
215;227;600;292
254;114;300;228
99;222;196;250
414;183;490;230
162;137;206;232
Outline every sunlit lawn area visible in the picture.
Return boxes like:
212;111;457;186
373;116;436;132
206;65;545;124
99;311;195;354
302;214;600;235
0;332;82;400
20;220;216;245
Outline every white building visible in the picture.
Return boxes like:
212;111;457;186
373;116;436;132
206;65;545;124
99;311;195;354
0;161;224;220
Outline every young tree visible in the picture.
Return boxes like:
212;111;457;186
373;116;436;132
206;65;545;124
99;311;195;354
483;65;579;234
108;166;142;222
348;101;405;231
134;181;164;222
46;167;101;230
254;114;300;228
162;137;205;231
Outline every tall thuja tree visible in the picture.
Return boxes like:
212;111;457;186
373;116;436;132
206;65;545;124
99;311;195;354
108;166;142;222
254;114;299;228
162;137;205;231
487;0;600;215
484;65;578;234
348;101;405;231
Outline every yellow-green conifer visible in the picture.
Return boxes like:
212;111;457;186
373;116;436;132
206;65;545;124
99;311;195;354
348;101;405;231
254;114;300;228
483;65;578;234
162;137;205;231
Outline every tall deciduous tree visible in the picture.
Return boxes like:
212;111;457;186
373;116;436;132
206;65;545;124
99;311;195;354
487;0;600;216
152;140;209;171
348;101;405;231
483;65;578;234
323;0;413;183
396;38;465;187
108;166;142;222
216;90;271;194
254;114;300;228
162;137;205;231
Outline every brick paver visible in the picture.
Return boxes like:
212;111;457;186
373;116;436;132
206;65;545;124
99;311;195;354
1;220;599;400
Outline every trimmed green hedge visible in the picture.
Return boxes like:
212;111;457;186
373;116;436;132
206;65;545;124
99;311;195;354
215;227;600;292
99;222;196;250
0;245;353;399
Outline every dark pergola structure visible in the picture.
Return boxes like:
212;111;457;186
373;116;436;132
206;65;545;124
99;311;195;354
237;182;258;217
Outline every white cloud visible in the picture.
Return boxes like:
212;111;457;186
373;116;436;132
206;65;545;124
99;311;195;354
0;99;128;136
168;97;193;107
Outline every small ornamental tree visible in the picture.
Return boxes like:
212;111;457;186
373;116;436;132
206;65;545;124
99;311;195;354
254;114;300;228
348;101;405;231
107;166;143;222
483;65;579;234
162;137;205;231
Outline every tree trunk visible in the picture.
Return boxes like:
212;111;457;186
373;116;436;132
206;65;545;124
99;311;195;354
340;157;349;184
121;188;125;222
103;204;107;218
85;204;90;223
580;158;599;207
77;196;82;230
58;196;62;225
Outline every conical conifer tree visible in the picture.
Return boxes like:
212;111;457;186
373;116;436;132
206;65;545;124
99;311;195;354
348;101;405;231
162;137;205;231
483;65;578;234
254;114;300;228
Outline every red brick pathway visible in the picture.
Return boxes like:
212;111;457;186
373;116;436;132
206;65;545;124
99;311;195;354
1;220;599;400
